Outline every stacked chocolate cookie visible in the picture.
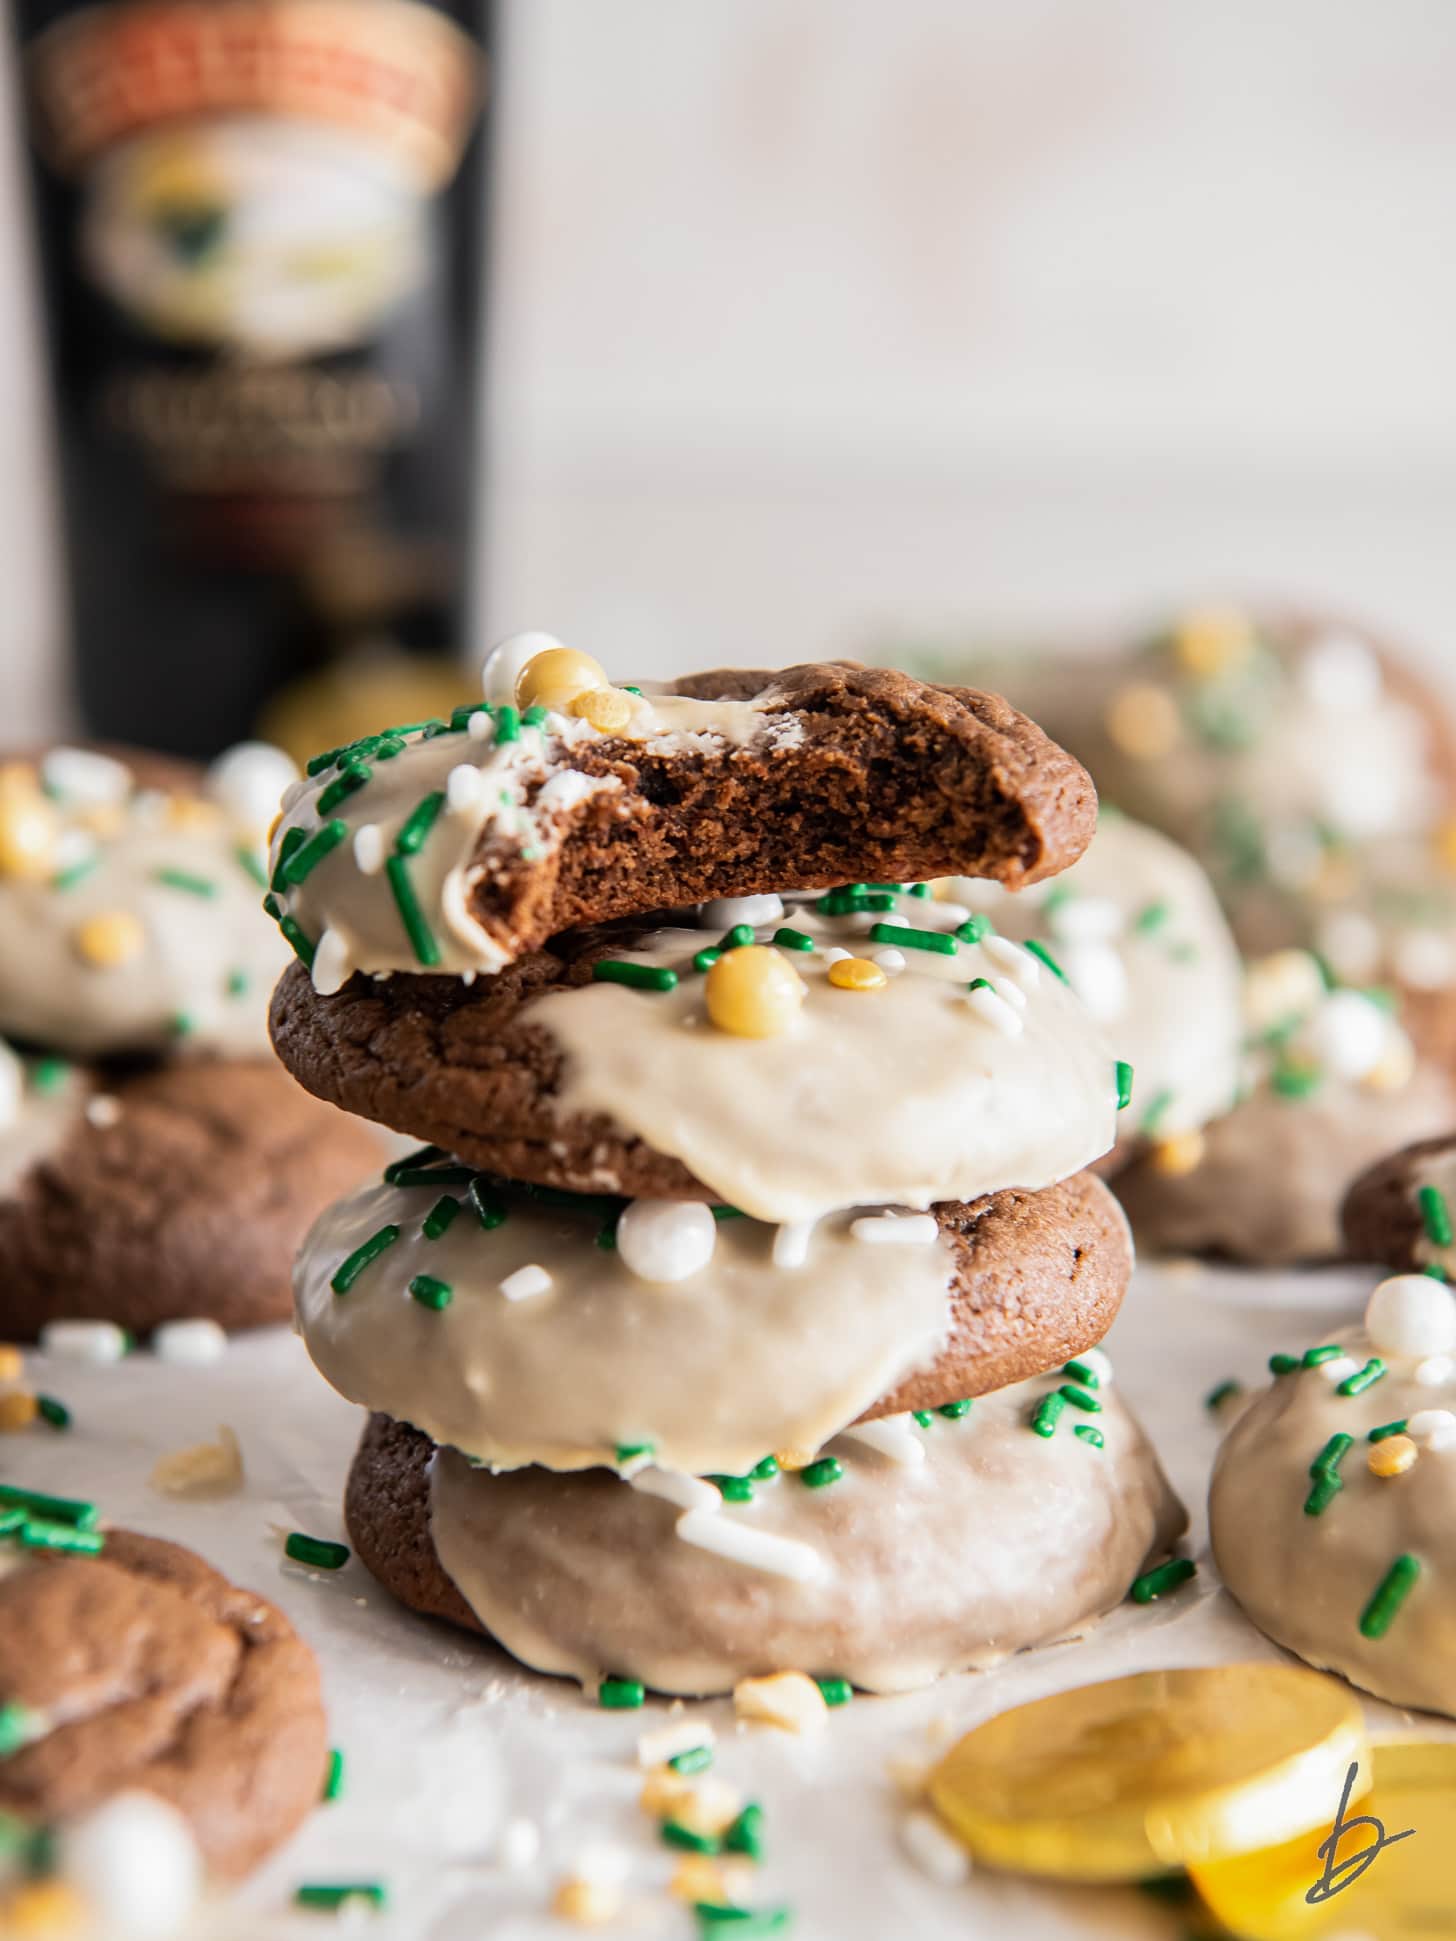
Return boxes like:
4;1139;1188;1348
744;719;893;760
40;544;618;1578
0;741;380;1340
269;647;1183;1697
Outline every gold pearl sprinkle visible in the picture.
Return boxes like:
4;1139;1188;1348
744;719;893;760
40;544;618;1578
1368;1434;1418;1479
2;1880;88;1937
1364;1031;1415;1095
0;1391;39;1433
704;946;806;1039
551;1878;621;1927
515;646;609;713
1171;606;1255;680
0;1344;23;1384
73;910;146;969
1104;683;1181;760
1149;1130;1206;1177
828;955;888;992
571;686;634;734
0;799;59;881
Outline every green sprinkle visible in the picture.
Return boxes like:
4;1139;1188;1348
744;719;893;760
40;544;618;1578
389;1163;477;1189
815;1676;853;1707
395;791;446;856
1130;1558;1196;1604
937;1399;972;1419
1419;1184;1454;1247
909;881;931;898
1337;1358;1386;1398
281;820;348;886
0;1507;24;1538
35;1395;70;1431
169;1011;194;1038
1115;1061;1135;1111
295;1884;387;1913
316;764;370;815
271;824;305;888
52;854;99;891
305;745;346;776
662;1820;722;1855
599;1676;645;1710
1063;1358;1101;1390
226;968;250;998
1310;1433;1354;1477
723;1801;764;1860
719;924;755;950
0;1702;36;1758
1074;1424;1105;1449
29;1057;71;1096
1058;1383;1102;1414
868;921;955;955
1302;1344;1343;1367
1424;1263;1450;1282
592;960;678;992
373;736;406;761
614;1442;654;1468
1271;1060;1322;1100
955;914;993;945
750;1455;780;1481
409;1274;453;1311
522;704;548;727
0;1485;97;1530
322;1748;345;1803
1024;939;1067;981
20;1520;104;1555
285;1533;350;1570
1269;1352;1300;1376
458;1178;505;1231
668;1744;715;1775
1205;1379;1242;1412
1031;1392;1066;1437
693;947;722;972
706;1474;754;1503
1359;1553;1421;1639
385;854;442;967
278;912;317;970
693;1905;792;1936
595;1219;617;1249
422;1196;461;1241
495;705;521;744
1303;1474;1342;1517
330;1224;401;1294
912;1410;934;1428
799;1456;842;1488
711;1205;747;1221
1133;900;1171;934
1139;1087;1174;1135
1368;1419;1409;1443
384;1145;447;1182
772;927;815;951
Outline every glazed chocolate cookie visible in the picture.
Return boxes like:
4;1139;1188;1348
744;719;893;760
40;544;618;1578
0;1530;328;1876
1343;1134;1456;1273
0;1053;380;1338
272;883;1122;1222
345;1376;1185;1696
266;662;1097;989
0;741;295;1058
296;1161;1131;1478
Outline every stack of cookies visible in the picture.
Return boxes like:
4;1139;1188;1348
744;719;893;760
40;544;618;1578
0;740;380;1343
268;647;1183;1697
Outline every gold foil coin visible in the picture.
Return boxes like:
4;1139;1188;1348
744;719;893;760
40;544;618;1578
1190;1740;1456;1940
925;1666;1370;1884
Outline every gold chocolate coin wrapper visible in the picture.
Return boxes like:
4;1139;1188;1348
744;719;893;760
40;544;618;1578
1191;1741;1456;1941
926;1666;1370;1884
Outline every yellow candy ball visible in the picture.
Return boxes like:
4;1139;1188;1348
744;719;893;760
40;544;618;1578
704;946;806;1039
73;910;146;969
0;1390;38;1433
0;798;59;881
1104;682;1180;761
1368;1434;1418;1479
571;686;634;734
1171;606;1255;680
828;955;888;992
516;646;609;713
1149;1129;1206;1177
3;1879;88;1936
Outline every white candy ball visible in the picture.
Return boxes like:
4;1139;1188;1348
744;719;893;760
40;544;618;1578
698;894;784;930
41;746;133;810
1058;941;1129;1023
1298;633;1383;712
1409;1408;1456;1450
1303;990;1391;1081
151;1318;228;1367
206;741;299;832
1365;1273;1456;1358
482;631;564;706
0;1039;22;1133
62;1792;202;1937
615;1199;717;1284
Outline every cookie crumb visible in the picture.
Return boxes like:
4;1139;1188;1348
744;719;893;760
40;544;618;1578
732;1671;827;1736
149;1426;243;1499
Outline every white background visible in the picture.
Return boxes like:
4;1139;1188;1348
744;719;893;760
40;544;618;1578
4;0;1456;718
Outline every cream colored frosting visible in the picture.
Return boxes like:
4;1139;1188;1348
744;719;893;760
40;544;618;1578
531;891;1119;1222
1211;1325;1456;1717
297;1174;954;1476
268;691;803;984
0;1053;86;1198
427;1370;1185;1696
0;756;287;1057
946;813;1242;1139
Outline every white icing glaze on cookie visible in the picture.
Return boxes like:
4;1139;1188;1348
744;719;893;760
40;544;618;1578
945;814;1242;1139
267;688;800;983
0;1053;87;1199
532;890;1119;1222
0;751;288;1058
1211;1311;1456;1717
296;1174;953;1476
427;1372;1184;1695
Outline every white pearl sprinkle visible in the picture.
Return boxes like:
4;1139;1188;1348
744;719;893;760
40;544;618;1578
41;746;133;810
353;824;385;874
966;982;1023;1036
61;1791;202;1938
84;1094;122;1130
496;1818;541;1872
1299;632;1383;712
1416;1355;1454;1387
698;894;783;930
676;1508;825;1582
1305;991;1392;1083
1365;1273;1456;1358
151;1319;228;1367
1408;1408;1456;1450
39;1320;128;1364
850;1213;940;1247
772;1220;817;1271
467;708;495;742
481;631;564;705
873;948;906;976
500;1264;552;1303
204;742;298;832
819;946;853;965
630;1469;723;1514
900;1807;972;1887
616;1200;717;1284
446;763;485;814
1317;1355;1363;1386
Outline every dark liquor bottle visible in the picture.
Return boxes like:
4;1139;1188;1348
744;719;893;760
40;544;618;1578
11;0;491;759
